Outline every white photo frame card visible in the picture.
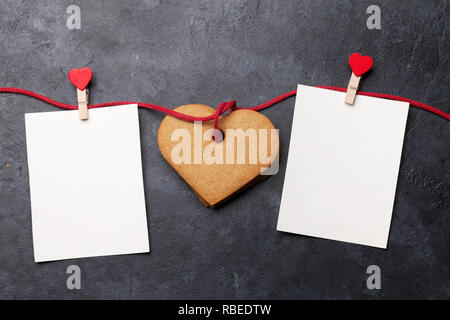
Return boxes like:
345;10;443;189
277;85;409;248
25;104;150;262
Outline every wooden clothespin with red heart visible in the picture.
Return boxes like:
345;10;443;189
68;67;93;120
345;53;373;105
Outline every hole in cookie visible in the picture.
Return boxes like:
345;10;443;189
212;129;224;143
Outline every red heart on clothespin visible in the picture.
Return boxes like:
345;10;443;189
349;53;373;77
68;67;92;91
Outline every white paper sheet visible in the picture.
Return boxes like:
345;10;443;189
25;104;149;262
277;85;409;248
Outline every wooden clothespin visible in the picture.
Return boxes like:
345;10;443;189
76;87;89;120
68;67;93;120
345;53;373;105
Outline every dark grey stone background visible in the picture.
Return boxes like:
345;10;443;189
0;0;448;299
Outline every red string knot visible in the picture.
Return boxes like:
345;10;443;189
213;100;236;130
212;100;236;142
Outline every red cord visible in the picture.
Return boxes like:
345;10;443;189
0;87;449;129
316;86;450;121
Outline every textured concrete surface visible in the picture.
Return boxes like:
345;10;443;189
0;0;448;299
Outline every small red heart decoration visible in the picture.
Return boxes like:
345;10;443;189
349;53;373;77
68;67;93;90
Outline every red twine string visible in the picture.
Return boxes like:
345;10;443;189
0;87;449;129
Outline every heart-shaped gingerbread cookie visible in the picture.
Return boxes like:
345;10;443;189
158;104;280;207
